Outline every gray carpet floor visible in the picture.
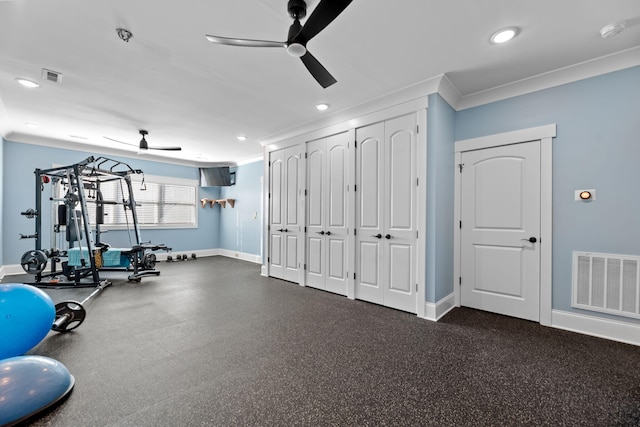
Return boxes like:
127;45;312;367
4;256;640;426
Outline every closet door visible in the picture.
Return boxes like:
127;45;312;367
355;114;417;313
306;133;348;295
269;145;304;282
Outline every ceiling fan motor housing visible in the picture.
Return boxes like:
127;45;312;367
288;0;307;20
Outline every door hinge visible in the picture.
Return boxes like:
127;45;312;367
416;231;419;239
458;163;464;173
416;125;419;133
268;161;271;167
415;283;418;292
305;153;308;159
459;277;462;285
459;221;462;229
305;189;307;196
304;226;307;233
416;177;419;186
268;257;270;262
354;273;356;280
355;141;358;148
304;263;307;270
268;193;271;199
354;229;357;236
354;185;357;192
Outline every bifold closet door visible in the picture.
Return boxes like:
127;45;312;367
306;132;348;295
269;145;304;282
355;113;417;313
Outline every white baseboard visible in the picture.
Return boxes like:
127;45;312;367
1;263;26;277
260;265;268;277
216;249;262;264
551;309;640;347
421;292;456;322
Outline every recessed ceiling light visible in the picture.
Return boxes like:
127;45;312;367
25;122;39;128
315;103;330;111
490;27;519;44
600;22;626;38
16;78;40;88
237;135;247;141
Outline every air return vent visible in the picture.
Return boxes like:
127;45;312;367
573;251;640;320
42;68;62;84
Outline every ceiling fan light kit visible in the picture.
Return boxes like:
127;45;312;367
205;0;353;88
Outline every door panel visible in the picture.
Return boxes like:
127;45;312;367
268;151;285;279
283;146;303;283
269;145;303;283
356;114;417;313
355;123;384;303
305;133;348;295
460;141;540;321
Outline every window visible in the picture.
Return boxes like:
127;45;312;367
58;174;198;229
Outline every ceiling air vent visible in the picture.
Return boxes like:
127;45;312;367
42;68;63;85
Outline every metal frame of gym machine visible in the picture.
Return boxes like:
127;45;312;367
21;156;170;288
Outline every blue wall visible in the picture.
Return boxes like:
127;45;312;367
454;65;640;323
218;161;263;258
426;94;456;303
2;141;221;264
0;137;4;266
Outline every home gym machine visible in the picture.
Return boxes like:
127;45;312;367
19;156;171;288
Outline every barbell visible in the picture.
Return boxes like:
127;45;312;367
51;280;111;332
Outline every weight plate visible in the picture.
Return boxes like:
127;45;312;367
51;301;86;332
20;250;48;274
141;253;156;270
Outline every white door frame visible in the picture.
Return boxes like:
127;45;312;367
453;124;556;326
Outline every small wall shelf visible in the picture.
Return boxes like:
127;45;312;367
200;198;235;208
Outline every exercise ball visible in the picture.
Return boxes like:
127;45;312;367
0;283;55;360
0;355;75;426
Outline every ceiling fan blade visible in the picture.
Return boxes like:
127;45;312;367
148;146;182;151
104;136;138;147
294;0;353;44
205;35;286;48
300;51;337;88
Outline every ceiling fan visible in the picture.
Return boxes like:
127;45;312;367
104;130;182;151
205;0;352;88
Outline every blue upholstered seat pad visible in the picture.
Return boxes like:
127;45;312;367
67;247;131;267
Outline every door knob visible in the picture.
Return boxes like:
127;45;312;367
277;228;284;232
385;234;392;239
325;231;331;236
371;234;382;239
521;237;537;243
316;231;325;235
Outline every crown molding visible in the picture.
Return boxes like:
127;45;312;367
456;46;640;111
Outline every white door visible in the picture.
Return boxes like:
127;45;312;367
306;133;349;295
355;114;417;313
268;149;285;279
269;145;304;282
460;141;541;321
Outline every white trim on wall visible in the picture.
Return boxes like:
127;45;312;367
455;46;640;111
422;292;456;322
552;309;640;347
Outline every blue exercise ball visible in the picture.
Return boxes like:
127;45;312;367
0;283;55;360
0;355;75;426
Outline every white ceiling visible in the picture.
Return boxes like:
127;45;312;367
0;0;638;166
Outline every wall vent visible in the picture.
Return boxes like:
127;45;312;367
573;251;640;320
42;68;62;84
